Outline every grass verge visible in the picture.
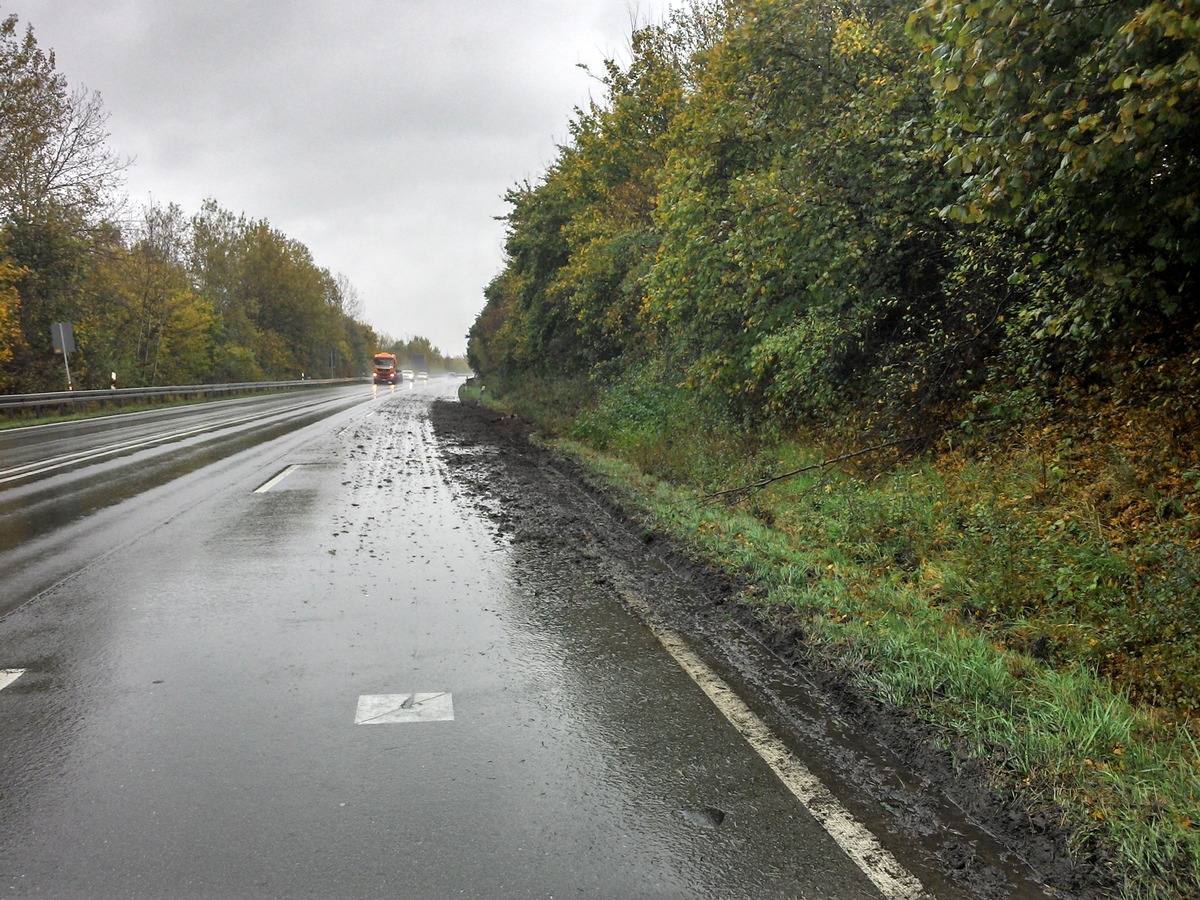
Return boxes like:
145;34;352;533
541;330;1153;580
477;365;1200;899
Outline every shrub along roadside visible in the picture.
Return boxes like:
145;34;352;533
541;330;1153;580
478;369;1200;900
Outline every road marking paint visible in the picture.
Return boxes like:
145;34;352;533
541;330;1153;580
0;399;328;485
355;693;454;724
253;464;300;493
0;393;355;487
1;669;25;691
623;594;928;900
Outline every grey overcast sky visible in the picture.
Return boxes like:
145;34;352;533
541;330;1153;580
6;1;681;356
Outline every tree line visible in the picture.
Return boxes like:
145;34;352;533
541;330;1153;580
468;0;1198;436
0;11;456;393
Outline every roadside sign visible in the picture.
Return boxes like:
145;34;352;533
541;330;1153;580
50;322;75;390
51;322;75;355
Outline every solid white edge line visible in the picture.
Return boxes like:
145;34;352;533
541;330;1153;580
253;464;300;494
626;595;928;900
0;669;25;691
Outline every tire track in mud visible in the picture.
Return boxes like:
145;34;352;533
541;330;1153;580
429;399;1111;900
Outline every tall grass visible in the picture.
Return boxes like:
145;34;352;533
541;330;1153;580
482;368;1200;898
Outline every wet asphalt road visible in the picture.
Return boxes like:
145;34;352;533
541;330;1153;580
0;380;908;898
0;387;372;613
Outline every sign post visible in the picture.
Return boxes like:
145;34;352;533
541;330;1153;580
51;322;75;390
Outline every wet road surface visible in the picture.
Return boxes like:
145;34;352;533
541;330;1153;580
0;381;1054;898
0;387;372;613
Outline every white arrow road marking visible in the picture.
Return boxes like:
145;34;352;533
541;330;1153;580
1;669;25;691
355;693;454;724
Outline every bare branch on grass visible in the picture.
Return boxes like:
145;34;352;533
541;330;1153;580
702;427;952;504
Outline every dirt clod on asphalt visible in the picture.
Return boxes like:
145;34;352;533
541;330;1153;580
431;399;1116;900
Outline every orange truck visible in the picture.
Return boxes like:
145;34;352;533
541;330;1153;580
372;352;399;384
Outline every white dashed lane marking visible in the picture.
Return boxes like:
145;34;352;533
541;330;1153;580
355;693;454;724
253;465;301;494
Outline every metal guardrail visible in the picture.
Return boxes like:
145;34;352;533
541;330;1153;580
0;378;368;416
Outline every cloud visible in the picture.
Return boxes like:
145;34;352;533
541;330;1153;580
7;0;675;353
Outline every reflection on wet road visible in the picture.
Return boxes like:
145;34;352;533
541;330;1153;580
0;387;370;615
0;380;1007;897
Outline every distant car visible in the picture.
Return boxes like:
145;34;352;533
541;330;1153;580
401;369;415;381
417;371;428;382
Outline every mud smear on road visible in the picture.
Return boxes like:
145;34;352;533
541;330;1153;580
431;399;1115;900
